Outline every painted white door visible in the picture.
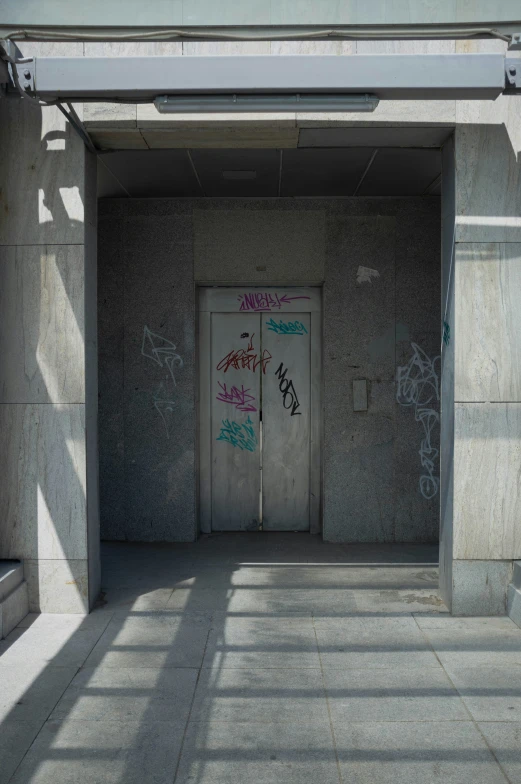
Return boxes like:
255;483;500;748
199;288;321;533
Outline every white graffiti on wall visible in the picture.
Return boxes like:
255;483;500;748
142;326;183;438
396;343;440;500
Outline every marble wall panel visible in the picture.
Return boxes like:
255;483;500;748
0;100;86;246
83;42;183;127
296;100;456;129
0;245;85;404
453;403;521;560
0;404;87;561
455;125;521;244
140;127;299;148
270;41;354;55
24;558;89;613
455;243;521;402
182;0;270;25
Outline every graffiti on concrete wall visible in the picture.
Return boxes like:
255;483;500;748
356;266;380;284
142;326;183;438
396;343;440;500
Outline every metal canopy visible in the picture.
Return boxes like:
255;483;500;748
22;53;509;103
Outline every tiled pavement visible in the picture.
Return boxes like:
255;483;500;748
1;534;521;783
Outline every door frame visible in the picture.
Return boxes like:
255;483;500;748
198;286;322;535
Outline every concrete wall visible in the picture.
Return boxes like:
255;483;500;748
0;44;100;612
98;197;441;543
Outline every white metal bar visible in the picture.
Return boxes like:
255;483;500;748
30;54;507;102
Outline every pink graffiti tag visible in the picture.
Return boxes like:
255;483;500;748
238;292;310;312
216;382;257;413
216;334;272;375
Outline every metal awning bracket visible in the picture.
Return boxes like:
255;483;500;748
505;58;521;92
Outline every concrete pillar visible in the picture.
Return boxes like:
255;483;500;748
441;106;521;613
0;80;100;611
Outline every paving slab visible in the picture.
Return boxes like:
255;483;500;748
9;719;185;784
0;624;107;668
175;720;340;784
50;666;198;723
190;667;329;724
414;615;519;631
0;662;77;723
324;666;468;723
418;624;521;669
167;586;358;614
15;611;114;633
314;617;440;669
353;588;447;614
202;616;320;668
0;720;42;784
447;666;521;722
478;722;521;784
333;721;509;783
83;614;210;669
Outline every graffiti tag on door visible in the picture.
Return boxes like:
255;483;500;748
216;334;272;374
238;292;310;312
216;382;257;413
266;318;308;335
216;415;258;452
275;362;302;417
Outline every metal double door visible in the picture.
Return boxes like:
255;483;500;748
199;288;321;533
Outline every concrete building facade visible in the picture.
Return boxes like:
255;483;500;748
1;12;520;620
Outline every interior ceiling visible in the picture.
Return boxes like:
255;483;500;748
97;126;450;199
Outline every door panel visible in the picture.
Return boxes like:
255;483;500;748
211;313;261;531
261;313;311;531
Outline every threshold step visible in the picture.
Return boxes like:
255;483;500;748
0;560;29;639
511;560;521;590
508;582;521;629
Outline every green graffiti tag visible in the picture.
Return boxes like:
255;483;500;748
443;321;451;347
216;415;258;452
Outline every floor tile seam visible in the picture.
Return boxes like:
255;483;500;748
411;613;514;784
311;613;344;784
183;718;483;726
5;664;81;784
172;624;213;784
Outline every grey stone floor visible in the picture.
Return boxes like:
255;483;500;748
1;534;521;783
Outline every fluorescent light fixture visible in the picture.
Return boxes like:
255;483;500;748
155;94;379;114
222;171;257;180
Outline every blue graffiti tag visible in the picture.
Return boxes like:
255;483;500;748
216;415;258;452
266;318;308;335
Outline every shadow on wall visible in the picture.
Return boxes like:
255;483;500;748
0;94;94;613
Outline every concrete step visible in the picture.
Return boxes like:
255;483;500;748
511;560;521;590
0;560;29;639
507;562;521;629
